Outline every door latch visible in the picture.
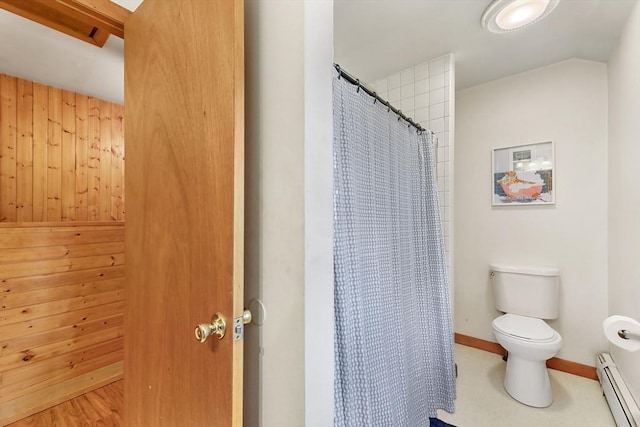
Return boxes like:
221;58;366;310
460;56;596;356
233;309;252;341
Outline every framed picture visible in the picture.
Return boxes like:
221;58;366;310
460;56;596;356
492;141;555;206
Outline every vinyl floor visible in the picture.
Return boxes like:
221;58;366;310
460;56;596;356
437;344;617;427
7;345;617;427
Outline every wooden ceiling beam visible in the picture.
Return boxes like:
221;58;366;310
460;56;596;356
0;0;130;47
55;0;129;38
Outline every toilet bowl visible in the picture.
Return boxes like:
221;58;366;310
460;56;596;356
492;313;562;407
490;264;562;407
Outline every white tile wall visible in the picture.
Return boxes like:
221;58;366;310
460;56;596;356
373;54;455;282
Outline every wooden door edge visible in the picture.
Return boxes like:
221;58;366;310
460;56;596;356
231;0;245;425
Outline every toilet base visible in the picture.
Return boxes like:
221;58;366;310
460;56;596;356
504;355;553;407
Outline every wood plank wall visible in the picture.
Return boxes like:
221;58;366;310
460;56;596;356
0;74;125;223
0;222;125;425
0;75;125;424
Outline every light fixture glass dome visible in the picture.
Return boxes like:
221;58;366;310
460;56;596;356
481;0;561;33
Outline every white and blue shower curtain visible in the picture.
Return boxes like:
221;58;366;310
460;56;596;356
333;69;456;427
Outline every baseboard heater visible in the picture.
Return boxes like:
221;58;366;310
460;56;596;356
596;353;640;427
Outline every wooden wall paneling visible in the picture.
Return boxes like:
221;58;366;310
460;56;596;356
75;94;89;221
0;264;124;295
1;288;123;324
0;252;125;279
1;361;123;426
1;342;123;399
1;314;124;357
1;340;123;397
1;74;17;221
0;73;127;420
0;348;123;406
61;90;76;221
6;378;124;427
0;292;124;342
0;240;124;264
99;100;111;221
1;276;123;309
0;224;124;249
87;97;100;221
1;75;123;223
31;82;48;222
47;87;63;221
0;223;125;424
16;79;33;222
110;104;124;221
0;326;123;372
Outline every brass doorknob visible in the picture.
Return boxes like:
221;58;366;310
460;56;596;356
194;313;226;342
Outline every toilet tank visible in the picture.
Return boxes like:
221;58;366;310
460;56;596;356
490;264;560;319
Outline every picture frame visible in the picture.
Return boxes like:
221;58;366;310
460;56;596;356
492;141;555;206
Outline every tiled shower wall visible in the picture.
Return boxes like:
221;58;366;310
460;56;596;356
371;54;455;290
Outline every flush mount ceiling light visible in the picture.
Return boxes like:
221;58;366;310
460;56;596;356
481;0;560;33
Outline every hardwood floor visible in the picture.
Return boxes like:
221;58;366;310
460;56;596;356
7;380;123;427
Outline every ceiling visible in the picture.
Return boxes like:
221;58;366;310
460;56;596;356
0;0;141;104
0;0;636;104
335;0;638;89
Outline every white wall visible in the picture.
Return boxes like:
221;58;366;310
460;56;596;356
372;55;455;294
455;59;609;366
0;9;126;104
303;2;334;426
608;0;640;405
244;1;334;426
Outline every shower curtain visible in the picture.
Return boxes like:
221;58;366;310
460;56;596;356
333;69;456;427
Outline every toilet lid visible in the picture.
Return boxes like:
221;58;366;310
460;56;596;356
493;314;556;342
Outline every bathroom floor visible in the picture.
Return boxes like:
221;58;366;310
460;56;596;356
437;344;616;427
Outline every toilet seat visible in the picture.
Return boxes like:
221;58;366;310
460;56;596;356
493;313;558;343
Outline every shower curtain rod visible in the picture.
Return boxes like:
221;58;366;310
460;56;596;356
334;63;428;134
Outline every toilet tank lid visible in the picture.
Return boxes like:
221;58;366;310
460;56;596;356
490;264;559;276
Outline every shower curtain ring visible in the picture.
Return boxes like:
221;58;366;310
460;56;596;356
373;93;377;104
356;79;361;93
336;64;341;79
397;111;402;121
387;102;391;112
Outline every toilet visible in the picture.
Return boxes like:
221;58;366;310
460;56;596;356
490;264;562;408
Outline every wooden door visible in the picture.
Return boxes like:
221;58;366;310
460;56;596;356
123;0;244;425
